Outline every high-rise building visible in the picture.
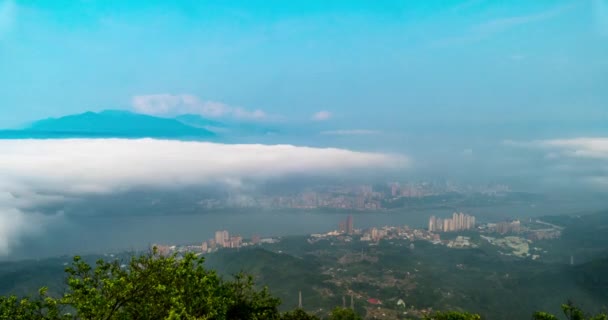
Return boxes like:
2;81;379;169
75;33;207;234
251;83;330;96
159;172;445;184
229;236;242;248
223;231;230;247
339;221;347;233
215;230;230;248
429;216;436;232
370;227;379;241
215;231;224;247
346;215;354;234
201;241;208;252
495;220;520;234
453;212;460;230
458;212;465;230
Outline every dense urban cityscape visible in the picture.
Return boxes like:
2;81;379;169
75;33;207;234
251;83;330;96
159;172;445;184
197;182;513;210
153;212;563;261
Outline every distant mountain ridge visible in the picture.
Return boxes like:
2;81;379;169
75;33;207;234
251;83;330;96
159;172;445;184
25;110;215;138
0;110;280;140
0;110;216;140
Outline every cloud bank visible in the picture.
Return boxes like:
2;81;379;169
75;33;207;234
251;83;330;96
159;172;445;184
0;138;406;255
506;137;608;160
507;137;608;188
132;94;272;120
541;138;608;160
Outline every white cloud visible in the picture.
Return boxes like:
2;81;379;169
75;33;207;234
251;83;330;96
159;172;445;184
434;3;575;47
539;138;608;160
0;0;16;38
321;130;380;136
473;6;566;34
0;138;407;255
505;137;608;160
312;111;332;121
506;137;608;189
132;94;272;120
0;192;57;256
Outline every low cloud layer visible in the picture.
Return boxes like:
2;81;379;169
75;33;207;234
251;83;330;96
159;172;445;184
132;94;272;120
507;137;608;159
507;137;608;188
541;138;608;160
0;138;406;255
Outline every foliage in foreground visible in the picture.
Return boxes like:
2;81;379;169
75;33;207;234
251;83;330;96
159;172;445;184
531;302;607;320
424;311;481;320
0;250;606;320
327;307;362;320
0;250;281;320
422;302;608;320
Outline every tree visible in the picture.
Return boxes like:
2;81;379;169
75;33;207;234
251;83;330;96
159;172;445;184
532;302;607;320
425;311;482;320
328;307;362;320
531;312;559;320
280;308;320;320
62;251;229;319
222;273;281;320
0;249;282;320
0;287;69;320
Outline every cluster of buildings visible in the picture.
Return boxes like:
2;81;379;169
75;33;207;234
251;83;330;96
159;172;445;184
338;215;355;234
263;192;383;210
389;182;430;198
446;236;476;248
310;223;440;244
490;220;521;234
428;213;476;233
197;181;513;210
482;219;561;240
364;227;388;242
526;229;561;241
153;210;562;262
154;230;281;256
212;230;243;249
361;226;441;243
199;191;383;210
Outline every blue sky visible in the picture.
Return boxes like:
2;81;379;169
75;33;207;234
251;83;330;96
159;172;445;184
0;0;607;131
